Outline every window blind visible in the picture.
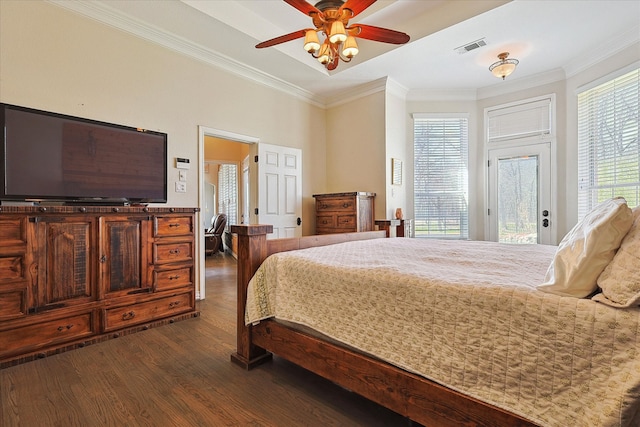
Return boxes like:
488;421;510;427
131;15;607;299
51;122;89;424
487;97;552;143
413;115;469;239
218;164;238;226
577;68;640;217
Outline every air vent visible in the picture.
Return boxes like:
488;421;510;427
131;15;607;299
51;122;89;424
455;38;487;54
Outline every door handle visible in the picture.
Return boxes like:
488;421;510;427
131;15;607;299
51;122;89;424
297;217;302;226
542;219;549;228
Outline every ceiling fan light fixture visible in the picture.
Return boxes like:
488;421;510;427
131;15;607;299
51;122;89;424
317;41;331;64
303;29;320;52
342;35;359;58
255;0;410;71
489;52;519;80
328;20;347;44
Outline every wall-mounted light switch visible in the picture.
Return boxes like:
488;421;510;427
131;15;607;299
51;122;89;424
175;181;187;193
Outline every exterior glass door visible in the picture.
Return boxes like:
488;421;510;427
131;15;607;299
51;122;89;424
488;143;552;244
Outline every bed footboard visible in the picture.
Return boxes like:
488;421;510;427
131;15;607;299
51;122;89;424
229;225;538;426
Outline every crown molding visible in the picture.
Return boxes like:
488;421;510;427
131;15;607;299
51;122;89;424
564;27;640;78
323;77;388;108
46;0;326;109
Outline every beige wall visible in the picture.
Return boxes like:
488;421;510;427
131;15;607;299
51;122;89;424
1;1;638;245
325;91;386;218
0;0;326;235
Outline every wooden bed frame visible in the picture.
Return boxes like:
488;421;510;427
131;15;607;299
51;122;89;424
230;225;538;427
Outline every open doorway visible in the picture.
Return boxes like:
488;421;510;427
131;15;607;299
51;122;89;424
197;127;258;300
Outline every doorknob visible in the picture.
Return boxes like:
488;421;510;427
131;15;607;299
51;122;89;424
542;210;549;217
542;219;549;227
297;217;302;226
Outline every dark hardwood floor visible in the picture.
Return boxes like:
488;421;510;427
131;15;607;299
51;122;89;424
1;252;414;426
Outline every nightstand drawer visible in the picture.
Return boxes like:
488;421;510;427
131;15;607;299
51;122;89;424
154;216;193;238
103;291;193;332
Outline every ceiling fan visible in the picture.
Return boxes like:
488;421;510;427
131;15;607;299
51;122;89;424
255;0;410;71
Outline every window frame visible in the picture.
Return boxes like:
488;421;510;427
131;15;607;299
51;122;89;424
412;113;470;239
577;64;640;217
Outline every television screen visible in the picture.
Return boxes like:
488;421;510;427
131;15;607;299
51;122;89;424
1;103;168;204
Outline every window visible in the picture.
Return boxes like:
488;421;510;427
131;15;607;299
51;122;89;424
578;67;640;217
413;114;469;239
218;163;238;226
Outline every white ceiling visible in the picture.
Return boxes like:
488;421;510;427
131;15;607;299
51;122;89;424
54;0;640;105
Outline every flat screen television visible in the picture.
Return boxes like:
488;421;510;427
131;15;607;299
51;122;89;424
1;103;168;204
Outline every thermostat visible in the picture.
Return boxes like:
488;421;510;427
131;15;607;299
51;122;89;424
175;157;191;169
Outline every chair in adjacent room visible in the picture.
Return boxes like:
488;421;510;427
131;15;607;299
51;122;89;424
205;213;227;256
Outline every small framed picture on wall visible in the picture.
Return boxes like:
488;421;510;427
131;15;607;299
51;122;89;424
392;158;402;185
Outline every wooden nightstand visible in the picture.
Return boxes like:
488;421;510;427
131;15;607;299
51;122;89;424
375;219;414;237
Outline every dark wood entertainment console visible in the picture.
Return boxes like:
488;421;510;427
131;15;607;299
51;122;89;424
0;205;199;368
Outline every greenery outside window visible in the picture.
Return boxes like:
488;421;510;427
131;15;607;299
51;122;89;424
578;67;640;217
413;114;469;239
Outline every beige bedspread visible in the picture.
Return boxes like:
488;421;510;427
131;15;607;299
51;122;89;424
245;238;640;427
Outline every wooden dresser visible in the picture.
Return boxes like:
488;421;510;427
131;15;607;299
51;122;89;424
0;205;199;368
313;192;375;234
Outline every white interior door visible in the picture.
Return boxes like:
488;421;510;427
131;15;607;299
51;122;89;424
255;143;302;239
488;143;553;245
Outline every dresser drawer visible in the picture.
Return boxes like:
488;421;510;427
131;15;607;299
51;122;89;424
0;217;26;247
316;214;336;228
154;266;192;291
316;197;355;212
153;241;193;264
0;254;25;283
336;214;356;228
154;216;193;238
103;291;193;332
0;311;96;358
0;286;27;319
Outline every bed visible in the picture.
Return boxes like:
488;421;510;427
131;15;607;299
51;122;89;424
229;200;640;427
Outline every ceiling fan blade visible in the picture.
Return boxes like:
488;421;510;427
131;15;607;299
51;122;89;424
340;0;376;18
284;0;321;16
256;29;307;49
350;24;410;44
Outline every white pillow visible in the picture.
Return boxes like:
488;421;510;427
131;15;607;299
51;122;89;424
538;197;633;298
592;206;640;307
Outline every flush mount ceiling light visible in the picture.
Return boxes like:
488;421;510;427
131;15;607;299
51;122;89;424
255;0;410;71
489;52;519;80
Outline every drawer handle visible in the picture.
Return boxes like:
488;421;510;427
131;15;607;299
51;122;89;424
57;324;73;332
343;203;350;208
169;275;180;280
169;301;182;308
322;220;328;224
321;204;328;209
122;311;136;321
169;249;181;255
169;223;181;228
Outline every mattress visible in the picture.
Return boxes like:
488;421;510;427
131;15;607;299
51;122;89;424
245;238;640;427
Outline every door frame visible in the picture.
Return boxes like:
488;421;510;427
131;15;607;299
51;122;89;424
197;126;259;300
486;142;555;245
